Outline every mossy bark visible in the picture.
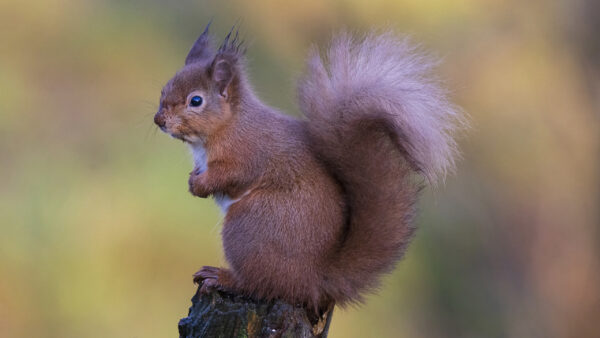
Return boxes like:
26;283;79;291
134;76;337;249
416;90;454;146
178;288;334;338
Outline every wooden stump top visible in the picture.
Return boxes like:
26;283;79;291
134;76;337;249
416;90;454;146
178;287;334;338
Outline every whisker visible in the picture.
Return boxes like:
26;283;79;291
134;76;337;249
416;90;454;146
209;214;224;235
144;121;159;142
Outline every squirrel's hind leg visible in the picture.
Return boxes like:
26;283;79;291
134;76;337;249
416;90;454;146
193;266;237;294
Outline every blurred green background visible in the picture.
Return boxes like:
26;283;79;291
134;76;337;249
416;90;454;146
1;0;599;337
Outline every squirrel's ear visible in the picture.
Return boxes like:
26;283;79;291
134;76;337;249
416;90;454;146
185;21;215;65
211;56;234;97
209;25;246;97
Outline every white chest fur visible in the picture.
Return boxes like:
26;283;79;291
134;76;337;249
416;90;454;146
213;193;240;214
188;143;240;214
189;143;208;173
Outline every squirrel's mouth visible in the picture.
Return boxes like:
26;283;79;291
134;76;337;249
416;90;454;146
160;127;184;142
169;132;186;142
169;131;198;144
157;124;184;141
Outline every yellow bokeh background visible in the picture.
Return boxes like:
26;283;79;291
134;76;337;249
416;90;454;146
1;0;598;337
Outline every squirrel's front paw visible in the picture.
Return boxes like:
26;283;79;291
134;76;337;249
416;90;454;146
188;169;211;198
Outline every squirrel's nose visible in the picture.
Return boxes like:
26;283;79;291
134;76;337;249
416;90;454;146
154;111;166;128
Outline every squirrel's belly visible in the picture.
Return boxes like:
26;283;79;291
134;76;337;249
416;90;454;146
214;193;239;213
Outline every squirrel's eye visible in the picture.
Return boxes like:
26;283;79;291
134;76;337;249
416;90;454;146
189;95;203;107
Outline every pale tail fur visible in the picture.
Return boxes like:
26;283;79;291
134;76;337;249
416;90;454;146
299;31;463;305
300;31;462;184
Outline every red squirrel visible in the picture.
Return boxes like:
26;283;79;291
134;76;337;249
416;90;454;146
154;23;462;311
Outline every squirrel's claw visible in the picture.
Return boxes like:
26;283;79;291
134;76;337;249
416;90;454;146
194;266;225;293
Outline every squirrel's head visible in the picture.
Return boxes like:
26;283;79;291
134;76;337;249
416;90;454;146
154;22;246;144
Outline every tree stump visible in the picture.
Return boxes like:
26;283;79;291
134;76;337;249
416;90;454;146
178;287;334;338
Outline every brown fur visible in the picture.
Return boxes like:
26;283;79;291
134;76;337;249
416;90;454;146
154;24;462;311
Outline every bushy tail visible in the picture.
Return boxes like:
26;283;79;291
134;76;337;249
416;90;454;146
298;31;463;306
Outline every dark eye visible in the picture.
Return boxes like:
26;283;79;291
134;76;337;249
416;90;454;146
189;95;203;107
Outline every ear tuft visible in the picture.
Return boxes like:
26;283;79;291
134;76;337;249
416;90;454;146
217;24;247;57
185;21;215;65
